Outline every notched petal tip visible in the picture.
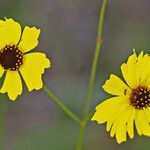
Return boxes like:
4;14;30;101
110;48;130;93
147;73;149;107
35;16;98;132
8;94;19;101
28;26;41;37
3;17;15;21
3;18;18;23
4;17;11;21
102;74;114;91
116;139;127;144
20;52;51;92
102;74;130;96
42;53;51;69
18;26;41;53
138;51;144;57
132;48;136;53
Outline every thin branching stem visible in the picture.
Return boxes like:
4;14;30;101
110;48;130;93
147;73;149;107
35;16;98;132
43;85;81;124
83;0;107;116
76;0;107;149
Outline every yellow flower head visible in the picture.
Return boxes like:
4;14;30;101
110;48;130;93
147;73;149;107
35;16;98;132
92;50;150;144
0;18;51;100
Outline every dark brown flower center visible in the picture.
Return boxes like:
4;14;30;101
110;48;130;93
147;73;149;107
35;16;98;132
130;86;150;109
0;45;23;71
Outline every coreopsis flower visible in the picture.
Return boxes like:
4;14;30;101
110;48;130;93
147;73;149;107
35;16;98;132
0;18;50;100
92;51;150;143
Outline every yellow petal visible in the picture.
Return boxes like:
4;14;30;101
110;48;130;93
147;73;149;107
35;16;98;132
0;71;22;100
144;108;150;123
115;122;126;144
127;108;135;139
110;107;131;137
135;111;142;136
110;106;131;139
0;18;21;49
18;26;40;53
135;110;150;136
121;51;138;89
106;97;129;132
92;97;121;124
102;74;131;96
20;52;50;91
115;107;131;144
137;54;150;86
0;65;4;77
121;51;150;88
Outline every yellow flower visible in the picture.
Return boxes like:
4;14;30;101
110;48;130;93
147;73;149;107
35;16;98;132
0;18;50;100
92;50;150;144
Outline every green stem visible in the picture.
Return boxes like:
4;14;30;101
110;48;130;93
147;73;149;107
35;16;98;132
76;111;95;150
76;0;107;150
83;0;107;116
75;111;95;150
43;85;80;124
76;122;86;150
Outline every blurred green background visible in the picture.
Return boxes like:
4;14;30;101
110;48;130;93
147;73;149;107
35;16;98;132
0;0;150;149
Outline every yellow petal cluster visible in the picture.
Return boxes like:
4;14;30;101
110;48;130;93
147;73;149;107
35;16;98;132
0;18;51;100
92;51;150;143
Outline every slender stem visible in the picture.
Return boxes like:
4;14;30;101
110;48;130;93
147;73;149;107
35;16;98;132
83;0;107;116
76;1;107;150
76;122;86;150
76;111;94;150
84;111;95;124
43;85;80;124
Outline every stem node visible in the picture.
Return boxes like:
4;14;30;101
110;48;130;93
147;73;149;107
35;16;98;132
76;0;107;149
